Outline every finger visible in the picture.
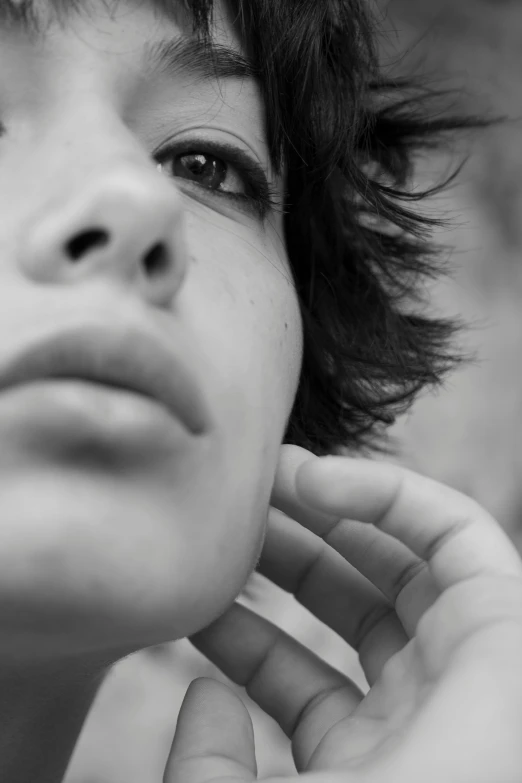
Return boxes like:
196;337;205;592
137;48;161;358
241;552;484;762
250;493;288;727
164;677;256;783
324;519;439;636
270;446;439;632
190;602;364;771
295;455;522;589
271;445;339;537
263;505;438;637
258;507;408;684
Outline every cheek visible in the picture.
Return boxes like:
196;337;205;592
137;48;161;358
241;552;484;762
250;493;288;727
184;211;303;440
165;213;302;613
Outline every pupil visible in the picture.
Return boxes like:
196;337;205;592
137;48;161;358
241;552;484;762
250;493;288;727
177;153;226;189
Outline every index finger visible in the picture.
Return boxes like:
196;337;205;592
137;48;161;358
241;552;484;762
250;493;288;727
294;454;522;590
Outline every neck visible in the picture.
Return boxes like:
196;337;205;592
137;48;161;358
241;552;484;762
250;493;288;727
0;656;112;783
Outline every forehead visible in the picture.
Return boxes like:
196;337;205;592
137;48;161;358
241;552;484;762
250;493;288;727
0;0;253;81
0;0;258;90
0;0;275;169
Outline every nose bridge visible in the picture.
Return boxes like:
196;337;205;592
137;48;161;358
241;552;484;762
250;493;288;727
14;108;188;309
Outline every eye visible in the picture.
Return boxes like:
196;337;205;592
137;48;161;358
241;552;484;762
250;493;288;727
154;140;281;220
157;150;247;197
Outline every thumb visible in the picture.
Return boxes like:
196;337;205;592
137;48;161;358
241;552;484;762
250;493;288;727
164;677;258;783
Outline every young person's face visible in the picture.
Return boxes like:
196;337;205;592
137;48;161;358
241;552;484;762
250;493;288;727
0;0;303;659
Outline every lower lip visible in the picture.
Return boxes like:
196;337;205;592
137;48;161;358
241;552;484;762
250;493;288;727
0;379;190;460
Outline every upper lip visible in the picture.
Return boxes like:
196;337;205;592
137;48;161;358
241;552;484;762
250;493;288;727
0;323;210;435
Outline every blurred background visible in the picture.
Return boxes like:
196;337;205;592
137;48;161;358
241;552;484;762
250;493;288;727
65;2;522;779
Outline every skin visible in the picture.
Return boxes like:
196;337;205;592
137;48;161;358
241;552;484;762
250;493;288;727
0;0;302;780
2;2;522;783
167;445;522;783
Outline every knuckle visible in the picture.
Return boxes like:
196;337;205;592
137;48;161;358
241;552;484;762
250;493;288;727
391;559;428;601
352;602;396;651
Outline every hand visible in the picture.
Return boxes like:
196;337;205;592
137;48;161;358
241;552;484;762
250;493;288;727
164;445;522;783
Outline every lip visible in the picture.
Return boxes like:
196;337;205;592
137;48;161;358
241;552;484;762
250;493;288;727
0;324;210;436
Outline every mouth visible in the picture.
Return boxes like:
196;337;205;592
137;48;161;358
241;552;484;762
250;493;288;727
0;324;210;436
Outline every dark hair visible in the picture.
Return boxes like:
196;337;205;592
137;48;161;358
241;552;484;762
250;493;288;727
7;0;481;457
184;0;485;457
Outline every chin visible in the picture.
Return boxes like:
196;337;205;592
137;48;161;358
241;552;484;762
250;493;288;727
0;481;261;664
0;422;267;662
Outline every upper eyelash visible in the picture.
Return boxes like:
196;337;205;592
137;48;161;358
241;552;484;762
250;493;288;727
154;139;282;220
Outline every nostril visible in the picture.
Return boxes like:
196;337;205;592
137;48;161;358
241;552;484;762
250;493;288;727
143;242;170;277
66;229;110;261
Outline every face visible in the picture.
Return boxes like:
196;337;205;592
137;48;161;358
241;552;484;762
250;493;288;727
0;0;302;660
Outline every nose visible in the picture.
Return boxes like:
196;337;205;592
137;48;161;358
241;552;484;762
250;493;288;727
17;166;188;308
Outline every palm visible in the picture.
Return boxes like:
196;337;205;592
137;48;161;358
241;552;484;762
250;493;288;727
305;641;420;771
292;563;522;781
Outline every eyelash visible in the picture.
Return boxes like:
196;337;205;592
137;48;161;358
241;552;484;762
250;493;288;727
154;140;281;220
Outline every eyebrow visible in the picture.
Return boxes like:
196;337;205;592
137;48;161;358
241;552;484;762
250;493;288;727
144;37;258;86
